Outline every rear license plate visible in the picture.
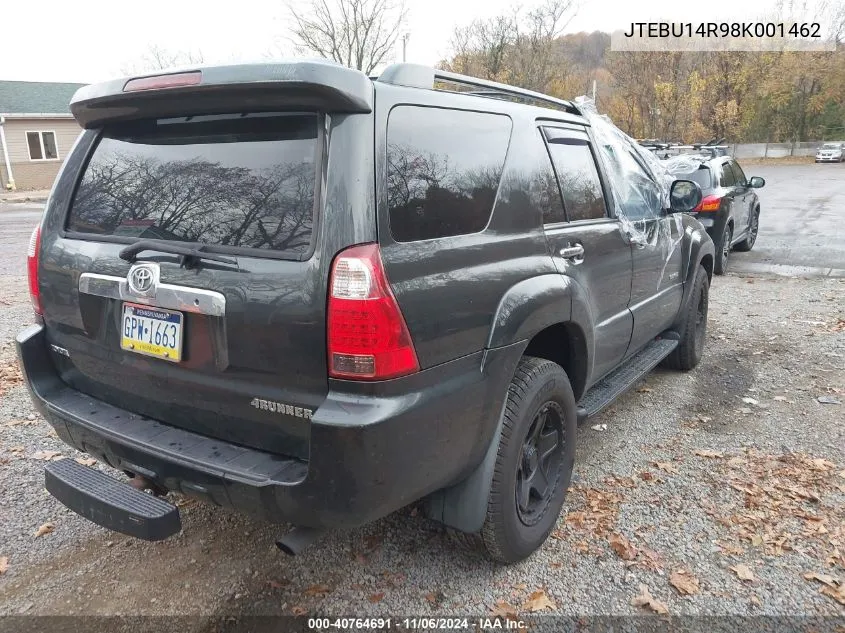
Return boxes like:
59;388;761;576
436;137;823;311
121;303;183;362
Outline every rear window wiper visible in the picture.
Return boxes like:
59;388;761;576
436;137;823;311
119;240;238;267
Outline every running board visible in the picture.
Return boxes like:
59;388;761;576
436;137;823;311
577;335;679;422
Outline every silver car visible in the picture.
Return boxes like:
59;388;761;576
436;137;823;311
815;142;844;163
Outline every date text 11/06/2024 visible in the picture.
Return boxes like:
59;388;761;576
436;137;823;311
307;617;527;630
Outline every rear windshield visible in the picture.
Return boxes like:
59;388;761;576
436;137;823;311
676;167;712;191
67;113;318;258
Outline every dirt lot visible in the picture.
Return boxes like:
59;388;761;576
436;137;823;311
0;166;844;623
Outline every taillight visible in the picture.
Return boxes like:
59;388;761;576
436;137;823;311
327;243;419;380
27;225;42;315
123;71;202;92
694;194;721;212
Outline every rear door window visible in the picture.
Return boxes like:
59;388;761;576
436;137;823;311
386;106;512;242
67;113;319;258
543;128;608;222
719;162;736;187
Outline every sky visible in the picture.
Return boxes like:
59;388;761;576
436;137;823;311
0;0;809;84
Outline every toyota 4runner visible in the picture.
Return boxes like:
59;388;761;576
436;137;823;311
17;61;714;563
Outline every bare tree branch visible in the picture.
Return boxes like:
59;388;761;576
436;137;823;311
285;0;407;73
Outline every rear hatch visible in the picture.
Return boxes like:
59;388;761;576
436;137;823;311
37;64;374;459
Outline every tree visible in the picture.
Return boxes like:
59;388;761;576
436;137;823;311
121;45;205;74
286;0;407;74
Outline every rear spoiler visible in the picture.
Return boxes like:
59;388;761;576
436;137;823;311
70;60;373;129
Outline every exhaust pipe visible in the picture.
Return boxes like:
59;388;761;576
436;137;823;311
276;527;326;556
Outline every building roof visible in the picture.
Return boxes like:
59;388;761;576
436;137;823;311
0;80;87;115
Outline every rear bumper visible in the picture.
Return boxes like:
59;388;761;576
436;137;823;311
17;324;521;530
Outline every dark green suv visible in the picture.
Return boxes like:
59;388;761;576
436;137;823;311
18;60;713;563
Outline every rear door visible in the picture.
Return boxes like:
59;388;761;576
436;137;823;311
729;160;752;236
541;125;633;384
38;110;365;460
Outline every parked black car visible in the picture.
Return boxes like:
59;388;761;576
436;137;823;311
17;61;714;563
666;154;765;274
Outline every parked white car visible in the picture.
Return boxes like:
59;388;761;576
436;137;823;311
815;142;844;163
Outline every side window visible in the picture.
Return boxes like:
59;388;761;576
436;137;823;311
729;161;747;186
386;106;512;242
531;131;566;224
719;163;736;187
543;130;607;222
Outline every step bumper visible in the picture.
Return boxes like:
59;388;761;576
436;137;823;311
45;458;181;541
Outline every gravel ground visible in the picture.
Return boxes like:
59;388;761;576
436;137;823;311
0;270;843;623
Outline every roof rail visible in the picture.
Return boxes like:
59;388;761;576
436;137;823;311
376;63;580;115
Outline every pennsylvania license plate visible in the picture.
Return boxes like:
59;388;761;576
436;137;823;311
121;303;183;362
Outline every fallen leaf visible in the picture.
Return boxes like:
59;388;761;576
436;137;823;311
637;386;653;393
522;589;556;612
33;522;54;538
694;449;724;459
0;556;7;574
653;461;678;474
4;419;38;427
290;606;307;616
302;584;331;596
750;534;764;547
773;396;795;404
631;584;668;614
369;593;385;603
31;451;63;461
608;533;638;561
425;591;444;606
74;457;97;467
639;471;654;481
669;569;700;595
803;572;840;588
750;596;762;606
742;397;759;405
490;599;519;620
590;424;607;431
267;579;290;589
821;585;845;605
739;407;754;414
817;396;841;405
730;564;755;582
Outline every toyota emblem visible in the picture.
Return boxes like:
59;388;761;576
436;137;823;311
127;263;157;295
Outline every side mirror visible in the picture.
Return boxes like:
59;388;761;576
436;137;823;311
669;179;702;213
749;176;765;188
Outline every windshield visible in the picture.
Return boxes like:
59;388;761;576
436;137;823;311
66;112;319;258
822;144;841;149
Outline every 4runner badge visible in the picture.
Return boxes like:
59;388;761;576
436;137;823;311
250;398;313;419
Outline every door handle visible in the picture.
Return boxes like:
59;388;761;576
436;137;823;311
559;243;585;261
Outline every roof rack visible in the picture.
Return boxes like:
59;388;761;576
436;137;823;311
375;63;580;115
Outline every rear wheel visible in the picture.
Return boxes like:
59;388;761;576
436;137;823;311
714;223;732;275
735;208;759;252
662;264;709;371
477;356;576;564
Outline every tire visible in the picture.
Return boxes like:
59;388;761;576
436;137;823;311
662;264;709;371
714;222;732;275
476;356;577;564
735;208;759;252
